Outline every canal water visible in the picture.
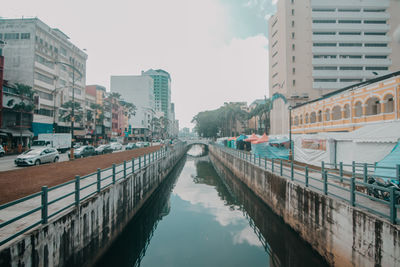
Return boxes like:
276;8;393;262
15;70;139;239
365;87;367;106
95;145;328;267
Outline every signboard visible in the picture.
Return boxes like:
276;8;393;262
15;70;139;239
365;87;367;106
301;139;326;151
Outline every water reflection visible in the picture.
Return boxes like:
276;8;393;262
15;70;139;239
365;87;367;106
96;145;327;267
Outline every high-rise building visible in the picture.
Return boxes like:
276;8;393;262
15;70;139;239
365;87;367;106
0;18;87;136
110;75;155;140
142;69;171;120
268;0;400;134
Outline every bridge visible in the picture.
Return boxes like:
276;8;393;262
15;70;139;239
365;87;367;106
183;138;211;146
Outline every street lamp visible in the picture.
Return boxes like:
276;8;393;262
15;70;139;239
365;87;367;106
288;105;293;161
47;60;83;160
0;40;6;129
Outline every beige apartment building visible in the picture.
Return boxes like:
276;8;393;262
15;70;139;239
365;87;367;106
268;0;400;135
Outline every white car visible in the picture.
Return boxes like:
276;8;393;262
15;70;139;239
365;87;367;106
15;147;59;166
110;142;123;151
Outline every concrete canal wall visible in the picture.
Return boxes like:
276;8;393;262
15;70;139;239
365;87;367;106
0;145;187;267
209;145;400;267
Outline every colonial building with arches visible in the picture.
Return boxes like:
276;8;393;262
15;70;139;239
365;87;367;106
291;71;400;134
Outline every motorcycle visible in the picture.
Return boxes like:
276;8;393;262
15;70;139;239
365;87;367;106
367;176;400;204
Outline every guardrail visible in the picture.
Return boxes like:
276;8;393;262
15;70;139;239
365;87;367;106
213;144;400;225
0;143;185;247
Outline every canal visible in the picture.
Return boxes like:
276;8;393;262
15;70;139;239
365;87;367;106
95;145;328;267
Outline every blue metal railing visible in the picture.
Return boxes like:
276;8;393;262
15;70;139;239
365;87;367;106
213;144;400;225
0;143;185;247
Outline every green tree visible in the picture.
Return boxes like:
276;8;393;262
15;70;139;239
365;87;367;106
6;83;35;146
59;101;83;123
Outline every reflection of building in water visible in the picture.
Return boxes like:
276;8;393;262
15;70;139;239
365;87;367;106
160;199;171;218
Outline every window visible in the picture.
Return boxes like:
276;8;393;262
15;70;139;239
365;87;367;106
292;68;295;74
365;66;388;71
340;55;362;59
291;21;295;27
313;20;336;23
272;62;278;68
325;109;330;121
365;55;387;59
35;55;54;69
310;112;316;123
364;20;386;24
340;79;362;82
338;43;362;47
293;80;296;86
314;79;337;82
313;55;336;59
314;66;337;70
272;30;278;38
272;72;278;78
312;8;335;12
4;33;19;40
340;66;363;70
313;32;336;35
60;46;67;56
292;9;295;15
384;94;394;113
294;116;299;126
317;110;322;122
332;106;342;120
292;56;295;62
291;32;295;39
272;51;278;58
339;32;361;35
272;40;278;48
365;97;381;115
343;104;350;118
305;113;309;124
38;91;53;101
365;43;387;47
272;83;279;88
272;19;278;28
21;33;30;39
338;9;360;12
364;9;385;12
292;44;295;50
339;20;361;24
35;108;53;117
313;43;336;47
69;87;82;95
60;79;66;86
35;72;54;85
364;32;386;36
354;102;362;117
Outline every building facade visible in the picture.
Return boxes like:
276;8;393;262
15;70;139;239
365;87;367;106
268;0;400;134
291;71;400;134
110;75;155;140
0;18;87;137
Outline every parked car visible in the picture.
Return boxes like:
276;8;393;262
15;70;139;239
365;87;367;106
125;143;137;150
0;145;5;157
110;142;123;151
95;144;113;155
15;147;59;166
143;142;150;147
68;145;96;158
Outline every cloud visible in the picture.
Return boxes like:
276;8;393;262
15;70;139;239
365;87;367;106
272;0;278;5
232;227;263;247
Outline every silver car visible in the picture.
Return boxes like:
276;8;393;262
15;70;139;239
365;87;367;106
15;147;59;166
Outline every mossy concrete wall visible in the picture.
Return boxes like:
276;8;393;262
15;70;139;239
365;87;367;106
209;145;400;267
0;145;187;267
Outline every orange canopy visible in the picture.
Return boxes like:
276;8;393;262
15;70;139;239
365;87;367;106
244;133;258;142
228;137;237;141
254;133;269;144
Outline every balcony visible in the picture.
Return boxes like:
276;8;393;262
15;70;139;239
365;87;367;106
312;11;389;20
312;35;389;43
312;23;389;32
312;46;391;55
312;58;391;66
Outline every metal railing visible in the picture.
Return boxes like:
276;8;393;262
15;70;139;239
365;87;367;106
0;144;185;247
213;144;400;225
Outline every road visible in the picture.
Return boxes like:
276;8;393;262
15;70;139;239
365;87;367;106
0;145;134;172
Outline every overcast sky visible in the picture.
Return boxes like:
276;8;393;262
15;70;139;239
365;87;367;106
1;0;277;129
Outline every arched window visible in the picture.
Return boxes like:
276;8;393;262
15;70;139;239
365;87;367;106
294;116;299;126
354;101;362;117
310;112;316;123
343;104;350;118
332;106;342;120
325;109;330;121
317;110;322;122
366;97;381;115
384;94;394;113
305;113;309;124
300;115;303;125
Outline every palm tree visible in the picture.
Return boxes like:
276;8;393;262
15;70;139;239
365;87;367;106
6;83;35;151
59;101;83;123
